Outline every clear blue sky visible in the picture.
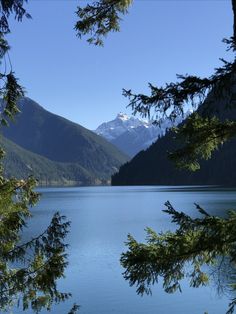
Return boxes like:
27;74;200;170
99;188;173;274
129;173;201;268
7;0;233;129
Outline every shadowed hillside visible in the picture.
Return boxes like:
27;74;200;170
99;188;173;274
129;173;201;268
112;77;236;186
1;136;98;186
2;97;128;185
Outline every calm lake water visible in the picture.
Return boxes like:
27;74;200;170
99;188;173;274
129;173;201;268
15;186;236;314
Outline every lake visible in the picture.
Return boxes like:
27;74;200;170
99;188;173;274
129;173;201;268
15;186;236;314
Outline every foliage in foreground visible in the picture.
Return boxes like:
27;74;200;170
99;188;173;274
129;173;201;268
75;0;133;46
0;0;235;312
0;176;72;311
76;1;236;313
121;202;236;313
0;1;78;312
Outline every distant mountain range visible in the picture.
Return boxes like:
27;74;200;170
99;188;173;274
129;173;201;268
112;77;236;186
2;97;128;185
94;112;184;157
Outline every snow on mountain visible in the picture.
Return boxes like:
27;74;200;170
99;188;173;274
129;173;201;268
94;112;186;157
95;113;149;141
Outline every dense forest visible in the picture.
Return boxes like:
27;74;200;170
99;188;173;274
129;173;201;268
112;78;236;186
2;97;128;185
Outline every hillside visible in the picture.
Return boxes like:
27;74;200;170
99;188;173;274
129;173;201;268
2;97;128;184
112;77;236;186
112;132;236;186
1;136;102;185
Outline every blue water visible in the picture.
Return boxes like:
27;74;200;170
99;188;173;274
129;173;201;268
14;186;236;314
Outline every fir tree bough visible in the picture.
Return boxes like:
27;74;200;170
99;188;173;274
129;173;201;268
121;202;236;314
75;0;133;46
76;0;236;313
0;1;78;312
0;0;235;313
119;2;236;313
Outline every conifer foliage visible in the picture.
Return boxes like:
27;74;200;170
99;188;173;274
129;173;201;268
121;202;236;314
75;0;133;46
0;1;78;312
76;0;236;313
1;0;235;313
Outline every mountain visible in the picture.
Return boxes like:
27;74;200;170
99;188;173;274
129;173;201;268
95;113;184;157
2;97;128;185
112;78;236;186
1;136;95;185
112;132;236;186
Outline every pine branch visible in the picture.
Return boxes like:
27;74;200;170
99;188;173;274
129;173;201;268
75;0;132;45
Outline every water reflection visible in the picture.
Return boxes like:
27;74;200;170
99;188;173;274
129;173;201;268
209;257;236;310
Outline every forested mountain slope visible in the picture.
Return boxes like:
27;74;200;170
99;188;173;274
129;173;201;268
2;97;128;184
1;136;101;185
112;78;236;186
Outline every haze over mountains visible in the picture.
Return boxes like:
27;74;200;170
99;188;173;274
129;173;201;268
2;97;128;185
95;112;184;157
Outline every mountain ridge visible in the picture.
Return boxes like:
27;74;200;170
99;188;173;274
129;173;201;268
2;97;128;185
94;112;185;157
1;136;97;186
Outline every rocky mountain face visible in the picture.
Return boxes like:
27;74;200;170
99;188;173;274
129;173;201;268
2;97;128;185
95;113;184;157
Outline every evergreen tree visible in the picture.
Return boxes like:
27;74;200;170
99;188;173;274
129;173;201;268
0;2;79;312
1;0;235;312
76;0;236;313
75;0;133;46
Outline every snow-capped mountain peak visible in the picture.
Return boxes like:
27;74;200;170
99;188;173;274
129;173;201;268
94;112;187;157
116;112;129;121
95;113;151;141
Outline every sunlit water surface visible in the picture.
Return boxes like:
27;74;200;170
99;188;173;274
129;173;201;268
14;186;236;314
